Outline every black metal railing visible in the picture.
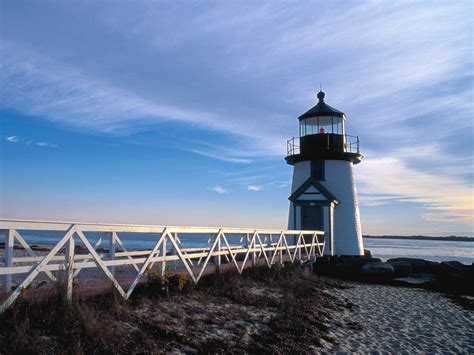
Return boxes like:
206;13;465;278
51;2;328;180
287;137;300;156
346;135;360;153
286;134;360;157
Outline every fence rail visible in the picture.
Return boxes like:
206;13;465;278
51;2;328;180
0;219;325;314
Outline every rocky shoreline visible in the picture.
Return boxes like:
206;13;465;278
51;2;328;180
314;253;474;299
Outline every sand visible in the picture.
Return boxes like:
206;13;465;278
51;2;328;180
318;281;474;353
1;247;473;353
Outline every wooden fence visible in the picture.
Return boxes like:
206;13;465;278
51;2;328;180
0;219;325;314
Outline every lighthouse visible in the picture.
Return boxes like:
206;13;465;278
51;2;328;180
286;91;364;256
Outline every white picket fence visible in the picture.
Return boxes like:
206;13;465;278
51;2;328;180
0;219;325;314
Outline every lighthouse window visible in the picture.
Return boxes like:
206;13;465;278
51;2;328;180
302;117;318;136
300;116;345;137
333;116;344;135
318;115;333;134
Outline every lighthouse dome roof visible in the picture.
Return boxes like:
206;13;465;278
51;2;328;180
298;91;345;120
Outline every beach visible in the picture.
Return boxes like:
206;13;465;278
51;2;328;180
1;238;473;353
319;281;473;353
0;263;473;353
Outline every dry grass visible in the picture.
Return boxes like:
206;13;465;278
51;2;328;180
0;264;349;354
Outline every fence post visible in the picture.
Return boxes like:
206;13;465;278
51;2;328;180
216;234;221;272
172;233;178;271
279;233;284;264
65;236;75;302
160;234;167;278
298;233;302;261
267;234;272;263
3;230;14;293
312;233;316;257
251;232;257;267
109;232;116;276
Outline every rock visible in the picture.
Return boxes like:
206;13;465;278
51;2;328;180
388;261;412;276
360;262;394;275
440;261;470;274
424;260;441;274
335;257;381;274
394;275;435;286
364;249;372;257
436;261;473;293
386;258;427;273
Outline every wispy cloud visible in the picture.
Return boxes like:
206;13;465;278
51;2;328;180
210;185;229;194
186;149;252;164
3;135;58;148
35;141;58;148
357;148;473;222
0;41;285;156
5;136;20;143
247;185;263;192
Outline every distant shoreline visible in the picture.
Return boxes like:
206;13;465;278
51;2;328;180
363;235;473;242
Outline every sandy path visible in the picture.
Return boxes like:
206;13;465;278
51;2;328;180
320;281;474;353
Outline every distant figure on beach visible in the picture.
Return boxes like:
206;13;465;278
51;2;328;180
319;127;325;134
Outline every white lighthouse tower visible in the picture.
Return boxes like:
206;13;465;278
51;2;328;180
286;91;364;256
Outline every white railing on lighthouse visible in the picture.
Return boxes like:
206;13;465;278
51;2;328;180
0;219;325;314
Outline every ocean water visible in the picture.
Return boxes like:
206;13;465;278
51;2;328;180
2;231;473;265
364;238;473;265
4;231;250;251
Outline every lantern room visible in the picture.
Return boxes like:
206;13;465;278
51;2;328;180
286;91;362;165
299;91;345;137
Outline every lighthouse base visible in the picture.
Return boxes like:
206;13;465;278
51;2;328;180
288;160;364;256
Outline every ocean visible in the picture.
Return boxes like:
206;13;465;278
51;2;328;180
364;238;473;264
3;231;473;265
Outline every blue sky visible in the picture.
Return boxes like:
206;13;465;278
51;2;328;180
0;1;472;235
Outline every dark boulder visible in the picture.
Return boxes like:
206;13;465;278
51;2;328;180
386;258;428;273
359;262;395;282
388;261;412;277
440;261;470;274
424;260;441;275
364;249;372;258
360;262;394;275
314;256;381;276
335;257;381;274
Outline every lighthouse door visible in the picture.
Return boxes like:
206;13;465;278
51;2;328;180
301;205;324;231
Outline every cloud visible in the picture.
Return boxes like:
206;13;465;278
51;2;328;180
3;135;58;148
1;1;472;229
210;185;229;194
35;142;58;148
5;136;20;142
247;185;263;192
357;148;473;222
0;41;285;156
186;149;252;164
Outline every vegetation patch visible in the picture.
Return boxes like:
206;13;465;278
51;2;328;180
0;265;350;354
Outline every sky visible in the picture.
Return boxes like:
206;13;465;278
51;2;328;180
0;0;473;235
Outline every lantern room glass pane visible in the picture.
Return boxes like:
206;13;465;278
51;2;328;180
300;115;345;137
303;117;318;136
318;115;332;134
333;116;343;135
